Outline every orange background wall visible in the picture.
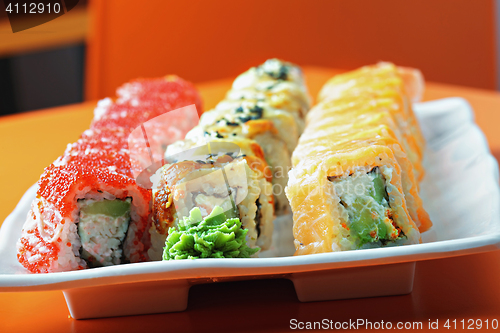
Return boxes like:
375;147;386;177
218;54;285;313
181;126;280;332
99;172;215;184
86;0;497;100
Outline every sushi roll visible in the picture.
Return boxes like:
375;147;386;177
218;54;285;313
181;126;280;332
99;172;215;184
185;118;292;215
149;59;308;261
317;62;426;156
224;58;311;129
175;59;310;216
303;95;424;182
317;62;424;104
148;144;274;260
219;87;308;133
294;122;431;234
17;129;151;272
166;136;273;184
232;58;306;92
17;76;203;273
198;100;299;155
115;75;203;115
286;147;421;255
286;63;431;255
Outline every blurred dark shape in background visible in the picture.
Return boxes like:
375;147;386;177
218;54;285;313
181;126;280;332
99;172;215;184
0;45;84;115
0;0;86;116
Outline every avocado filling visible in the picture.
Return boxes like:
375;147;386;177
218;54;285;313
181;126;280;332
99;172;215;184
78;198;131;267
332;167;403;248
163;206;259;260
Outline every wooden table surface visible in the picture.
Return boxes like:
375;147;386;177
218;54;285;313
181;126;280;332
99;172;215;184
1;67;499;332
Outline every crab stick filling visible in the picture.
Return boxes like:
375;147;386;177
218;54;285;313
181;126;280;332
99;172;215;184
77;198;132;267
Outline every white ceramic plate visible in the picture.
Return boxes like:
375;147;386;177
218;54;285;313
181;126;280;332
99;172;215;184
1;98;499;319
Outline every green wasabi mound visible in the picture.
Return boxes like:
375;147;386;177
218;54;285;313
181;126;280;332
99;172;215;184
162;206;259;260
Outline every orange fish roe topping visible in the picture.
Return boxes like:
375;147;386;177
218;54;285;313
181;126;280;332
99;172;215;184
18;227;59;273
18;76;202;273
116;76;203;116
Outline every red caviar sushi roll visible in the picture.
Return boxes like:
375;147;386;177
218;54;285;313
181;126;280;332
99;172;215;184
17;161;151;273
116;75;203;116
17;76;202;273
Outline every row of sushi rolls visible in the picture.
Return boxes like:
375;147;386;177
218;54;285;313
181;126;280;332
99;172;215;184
17;59;433;273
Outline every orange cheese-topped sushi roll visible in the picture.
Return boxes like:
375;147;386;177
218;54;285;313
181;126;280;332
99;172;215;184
303;96;424;181
318;62;424;104
317;63;425;155
316;90;425;161
286;63;431;255
292;124;431;233
286;145;421;255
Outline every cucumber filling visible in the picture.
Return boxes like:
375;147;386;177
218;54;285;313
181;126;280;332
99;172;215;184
77;198;131;267
332;167;403;248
